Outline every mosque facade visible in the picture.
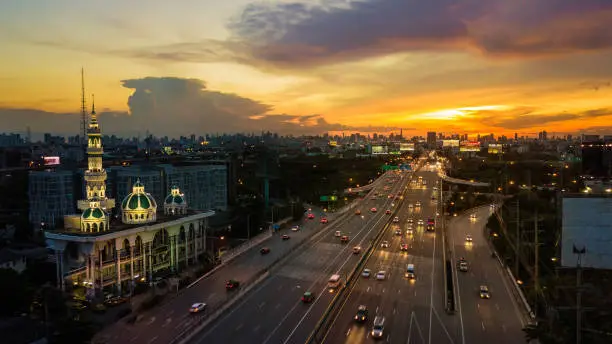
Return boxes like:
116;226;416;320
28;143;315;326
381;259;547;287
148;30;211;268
44;98;214;294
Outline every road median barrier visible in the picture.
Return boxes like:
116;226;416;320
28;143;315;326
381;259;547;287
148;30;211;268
305;193;407;344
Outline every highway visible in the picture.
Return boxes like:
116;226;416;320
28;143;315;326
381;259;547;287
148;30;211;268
190;171;413;344
450;206;526;344
95;197;359;344
323;170;456;344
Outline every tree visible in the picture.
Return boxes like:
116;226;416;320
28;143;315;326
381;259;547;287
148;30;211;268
0;268;31;316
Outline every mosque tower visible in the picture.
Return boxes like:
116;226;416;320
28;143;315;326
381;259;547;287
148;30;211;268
77;95;115;232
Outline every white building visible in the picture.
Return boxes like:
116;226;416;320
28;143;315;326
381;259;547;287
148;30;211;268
45;97;214;294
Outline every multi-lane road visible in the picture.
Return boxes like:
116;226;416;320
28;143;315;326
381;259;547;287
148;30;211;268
322;169;527;344
97;201;349;343
450;206;526;344
324;169;453;344
190;171;413;344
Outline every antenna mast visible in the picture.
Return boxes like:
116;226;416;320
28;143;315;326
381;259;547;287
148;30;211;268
80;68;88;146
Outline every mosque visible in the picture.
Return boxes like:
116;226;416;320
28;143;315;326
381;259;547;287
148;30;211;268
44;98;214;295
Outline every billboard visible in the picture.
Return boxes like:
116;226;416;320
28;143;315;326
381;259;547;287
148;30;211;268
43;156;60;166
561;197;612;269
488;144;503;154
400;143;415;151
371;145;387;154
459;141;480;152
443;140;460;148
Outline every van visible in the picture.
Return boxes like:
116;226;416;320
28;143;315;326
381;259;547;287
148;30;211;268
405;264;415;279
371;316;385;338
327;274;342;292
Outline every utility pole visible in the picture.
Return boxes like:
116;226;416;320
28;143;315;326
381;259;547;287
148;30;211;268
534;208;539;318
515;200;521;276
574;245;586;344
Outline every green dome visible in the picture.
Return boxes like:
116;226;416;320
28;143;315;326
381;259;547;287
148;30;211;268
165;195;184;204
82;207;105;219
122;193;156;210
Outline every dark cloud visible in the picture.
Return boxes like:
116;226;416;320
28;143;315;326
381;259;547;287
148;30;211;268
117;0;612;69
0;77;401;137
478;107;612;130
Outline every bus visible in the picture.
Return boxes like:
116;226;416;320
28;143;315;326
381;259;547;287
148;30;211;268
327;274;342;293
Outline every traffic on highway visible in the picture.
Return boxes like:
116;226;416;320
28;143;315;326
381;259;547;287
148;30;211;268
190;169;414;344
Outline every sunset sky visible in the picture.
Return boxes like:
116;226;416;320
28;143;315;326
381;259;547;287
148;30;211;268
1;0;611;138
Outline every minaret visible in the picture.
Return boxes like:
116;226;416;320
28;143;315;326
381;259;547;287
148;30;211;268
77;94;115;212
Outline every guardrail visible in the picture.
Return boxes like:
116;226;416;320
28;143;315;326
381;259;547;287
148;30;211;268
173;193;371;344
305;183;408;344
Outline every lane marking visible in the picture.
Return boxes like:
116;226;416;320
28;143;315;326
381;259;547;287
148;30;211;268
428;212;437;344
236;323;243;331
253;325;260;332
433;306;456;344
481;321;485;331
147;336;158;344
258;302;266;309
346;328;351;336
450;218;467;344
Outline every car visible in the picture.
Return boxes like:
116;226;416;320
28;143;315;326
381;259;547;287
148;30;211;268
341;235;349;243
415;201;421;207
189;302;207;313
260;247;270;254
371;316;385;338
418;219;424;225
457;257;467;266
400;243;409;251
479;285;490;299
281;234;290;240
385;209;391;215
307;213;315;219
302;291;315;303
353;246;362;254
291;225;300;232
408;203;414;209
459;261;469;272
371;196;377;200
335;230;341;237
381;241;389;248
320;217;328;224
388;194;393;199
465;234;473;242
355;209;361;215
470;213;476;220
376;271;386;280
226;280;240;290
395;229;402;236
393;216;399;223
362;269;371;278
406;229;414;236
370;207;378;213
407;218;414;224
355;305;368;322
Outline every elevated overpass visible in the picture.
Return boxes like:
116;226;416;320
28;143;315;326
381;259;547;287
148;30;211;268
439;173;490;187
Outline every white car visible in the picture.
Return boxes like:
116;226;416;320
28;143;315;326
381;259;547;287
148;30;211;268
189;303;207;313
291;225;300;232
393;216;399;223
376;271;386;280
381;241;389;248
335;230;341;237
362;269;371;278
408;203;414;209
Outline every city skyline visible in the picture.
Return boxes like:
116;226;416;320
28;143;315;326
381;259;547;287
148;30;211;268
1;1;612;137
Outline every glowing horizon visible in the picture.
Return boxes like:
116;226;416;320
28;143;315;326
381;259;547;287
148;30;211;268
1;1;611;138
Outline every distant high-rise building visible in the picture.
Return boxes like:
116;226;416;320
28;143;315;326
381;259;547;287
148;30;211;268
29;170;76;229
427;132;436;147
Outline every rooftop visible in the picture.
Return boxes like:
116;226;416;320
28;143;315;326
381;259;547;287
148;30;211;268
47;209;212;238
